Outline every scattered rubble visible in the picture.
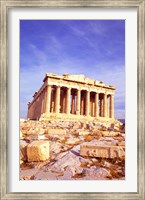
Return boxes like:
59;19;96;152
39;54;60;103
79;131;90;136
102;131;120;137
20;141;28;161
46;128;67;135
27;141;50;162
20;119;125;180
80;141;125;159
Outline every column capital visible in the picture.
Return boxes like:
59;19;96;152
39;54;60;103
46;84;52;87
86;88;90;92
95;91;99;94
56;85;61;88
106;92;114;96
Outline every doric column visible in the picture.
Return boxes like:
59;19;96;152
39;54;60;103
100;98;103;117
52;89;55;113
106;95;109;117
90;97;93;116
110;95;114;118
71;94;75;114
55;86;60;113
103;93;107;117
45;85;51;113
95;92;99;118
66;87;71;114
42;92;46;113
76;89;81;115
85;90;90;116
62;91;66;113
41;91;44;114
81;94;84;115
60;90;63;113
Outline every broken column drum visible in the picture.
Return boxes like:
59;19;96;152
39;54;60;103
27;73;116;120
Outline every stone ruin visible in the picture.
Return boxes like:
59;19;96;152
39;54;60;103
20;120;125;180
20;73;125;180
27;73;115;120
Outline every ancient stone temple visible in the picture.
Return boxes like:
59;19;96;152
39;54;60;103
27;73;116;120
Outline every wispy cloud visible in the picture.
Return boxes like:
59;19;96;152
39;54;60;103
20;20;125;119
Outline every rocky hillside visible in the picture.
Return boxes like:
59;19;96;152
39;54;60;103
20;119;125;180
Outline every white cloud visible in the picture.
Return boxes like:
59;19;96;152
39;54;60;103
20;21;125;119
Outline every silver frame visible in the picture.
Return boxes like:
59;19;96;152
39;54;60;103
0;0;145;199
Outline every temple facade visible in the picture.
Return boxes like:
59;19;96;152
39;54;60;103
27;73;116;120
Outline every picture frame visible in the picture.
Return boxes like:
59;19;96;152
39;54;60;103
0;0;144;199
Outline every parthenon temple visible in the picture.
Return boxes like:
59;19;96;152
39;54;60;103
27;73;116;120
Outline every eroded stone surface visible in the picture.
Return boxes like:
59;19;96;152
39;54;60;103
79;131;90;136
27;141;50;162
20;119;125;180
82;166;112;180
47;128;66;135
20;141;28;161
80;142;125;159
102;131;120;137
66;137;80;145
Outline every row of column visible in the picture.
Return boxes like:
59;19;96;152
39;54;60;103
45;85;114;118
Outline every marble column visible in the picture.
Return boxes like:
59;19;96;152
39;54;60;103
76;89;81;115
71;94;75;114
103;93;107;117
45;85;51;113
106;95;109;117
62;91;66;113
90;97;93;116
95;92;99;118
93;102;95;117
110;95;114;118
41;91;44;114
66;87;71;114
81;94;84;115
50;89;53;113
85;90;90;116
100;98;104;117
60;90;63;113
55;86;60;113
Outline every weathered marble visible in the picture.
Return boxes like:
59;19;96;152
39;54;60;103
27;73;115;120
27;141;50;162
80;142;125;159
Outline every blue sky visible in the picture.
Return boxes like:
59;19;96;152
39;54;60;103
20;20;125;119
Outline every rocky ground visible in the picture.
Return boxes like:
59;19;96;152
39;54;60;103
20;119;125;180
